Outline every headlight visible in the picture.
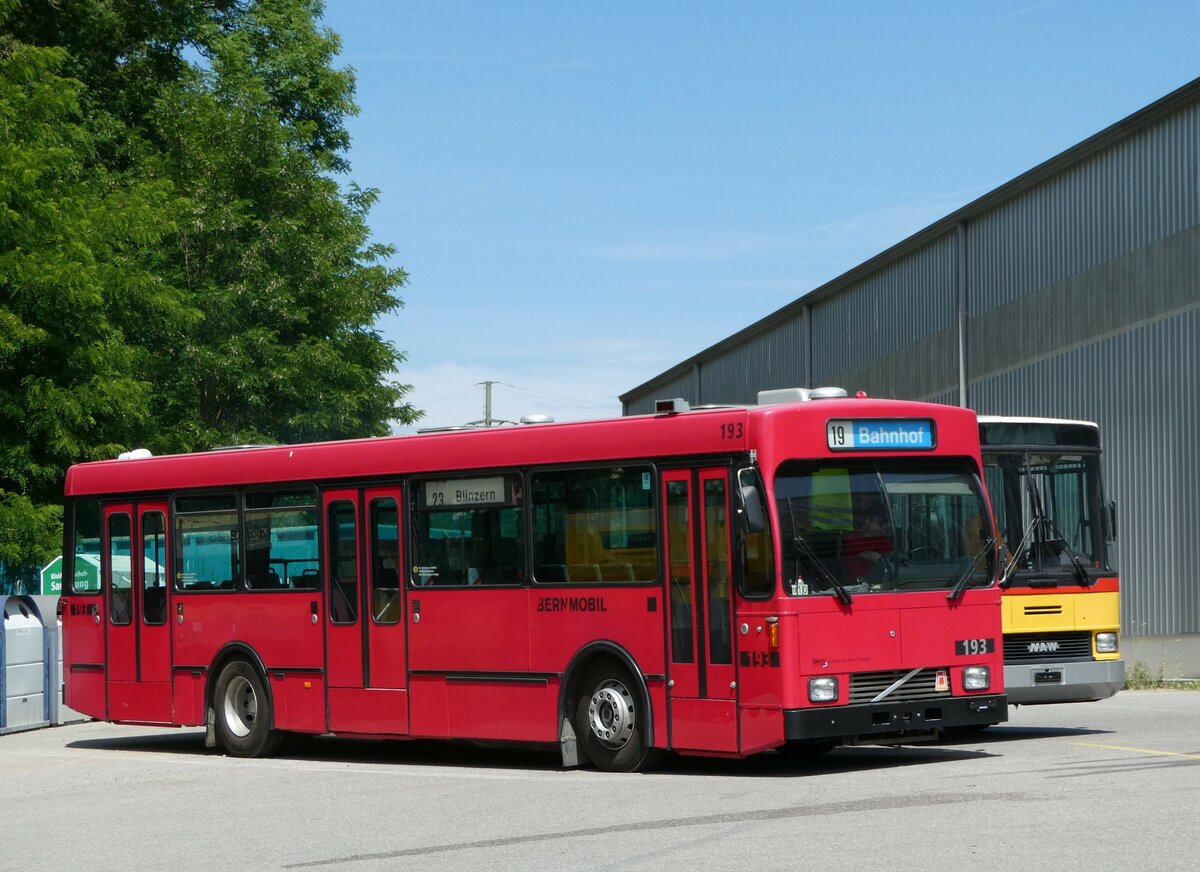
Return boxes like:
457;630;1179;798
963;666;990;691
1096;632;1119;653
809;676;838;703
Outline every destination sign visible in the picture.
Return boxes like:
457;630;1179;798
423;476;509;508
826;419;936;451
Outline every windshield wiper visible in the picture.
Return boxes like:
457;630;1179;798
793;534;852;605
1021;474;1094;588
999;517;1038;588
948;537;995;601
1042;517;1093;587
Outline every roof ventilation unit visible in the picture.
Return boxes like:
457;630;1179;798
116;448;153;460
756;387;848;405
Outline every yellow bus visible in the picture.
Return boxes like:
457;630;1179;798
979;417;1123;704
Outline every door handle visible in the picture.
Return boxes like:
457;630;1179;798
177;602;184;625
412;598;420;625
311;600;319;624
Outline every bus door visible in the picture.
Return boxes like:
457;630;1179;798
662;468;738;753
62;501;105;719
323;488;408;734
103;502;173;723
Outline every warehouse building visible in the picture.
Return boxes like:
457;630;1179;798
621;78;1200;677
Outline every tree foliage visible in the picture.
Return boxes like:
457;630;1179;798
0;0;418;564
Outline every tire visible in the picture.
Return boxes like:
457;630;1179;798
575;666;660;772
212;659;284;758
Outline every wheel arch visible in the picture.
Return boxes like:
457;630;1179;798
559;640;656;751
206;643;276;729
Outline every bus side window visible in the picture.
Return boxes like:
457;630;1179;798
142;511;167;625
70;500;102;594
108;513;133;625
371;498;401;624
245;490;319;590
328;501;358;623
174;495;239;592
410;474;525;587
530;466;657;584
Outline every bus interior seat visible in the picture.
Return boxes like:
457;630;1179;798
598;562;636;582
537;563;570;583
109;593;133;624
251;569;283;590
142;586;167;621
372;587;400;622
299;568;321;590
330;582;357;622
669;590;694;657
568;564;601;582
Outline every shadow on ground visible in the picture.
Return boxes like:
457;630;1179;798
63;723;1045;778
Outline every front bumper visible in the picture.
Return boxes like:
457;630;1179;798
784;694;1007;742
1004;659;1125;705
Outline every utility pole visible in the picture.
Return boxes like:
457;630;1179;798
481;380;496;427
469;381;510;427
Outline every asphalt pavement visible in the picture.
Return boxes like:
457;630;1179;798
2;690;1197;872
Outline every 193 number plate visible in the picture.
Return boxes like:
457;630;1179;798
955;638;995;656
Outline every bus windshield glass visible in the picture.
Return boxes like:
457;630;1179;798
984;451;1110;581
776;461;993;597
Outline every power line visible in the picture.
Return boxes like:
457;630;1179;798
503;383;616;411
414;384;485;406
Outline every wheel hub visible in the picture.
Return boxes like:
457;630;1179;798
587;679;635;750
222;674;257;738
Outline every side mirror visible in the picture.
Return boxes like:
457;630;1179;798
737;484;765;534
1108;500;1117;541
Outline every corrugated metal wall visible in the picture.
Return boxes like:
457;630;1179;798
812;234;957;382
699;315;807;405
969;103;1200;315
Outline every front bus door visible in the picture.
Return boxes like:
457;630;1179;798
323;487;409;735
663;468;738;753
104;501;173;723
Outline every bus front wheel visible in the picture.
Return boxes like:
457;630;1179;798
213;659;284;758
575;666;659;772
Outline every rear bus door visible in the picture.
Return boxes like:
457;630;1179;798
62;500;106;719
662;468;738;753
103;502;173;723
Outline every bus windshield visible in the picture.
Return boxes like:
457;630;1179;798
984;451;1110;583
776;461;993;598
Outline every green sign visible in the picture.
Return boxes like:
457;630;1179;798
41;555;100;595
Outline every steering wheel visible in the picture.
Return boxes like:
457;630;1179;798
864;556;893;585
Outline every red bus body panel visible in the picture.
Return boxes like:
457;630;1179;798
61;396;1005;759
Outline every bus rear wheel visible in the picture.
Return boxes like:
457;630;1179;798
575;666;659;772
213;659;284;758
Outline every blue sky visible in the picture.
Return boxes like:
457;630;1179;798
319;1;1200;431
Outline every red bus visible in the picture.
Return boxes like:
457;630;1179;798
61;388;1005;771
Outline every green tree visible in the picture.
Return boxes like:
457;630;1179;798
0;17;176;563
143;0;417;449
1;1;418;564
